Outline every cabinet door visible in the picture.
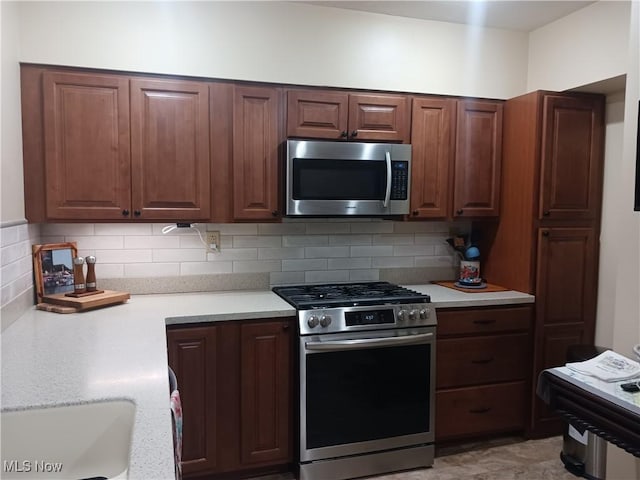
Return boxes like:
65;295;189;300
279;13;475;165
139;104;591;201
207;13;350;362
131;78;210;220
239;320;292;466
167;326;218;475
453;100;503;217
233;86;282;220
409;97;455;218
535;227;598;329
530;324;588;437
539;95;604;221
43;71;131;220
287;90;348;139
348;94;410;143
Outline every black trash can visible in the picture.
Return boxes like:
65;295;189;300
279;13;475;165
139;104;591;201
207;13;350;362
560;345;608;480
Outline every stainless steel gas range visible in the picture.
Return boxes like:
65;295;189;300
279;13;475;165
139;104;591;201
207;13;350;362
272;282;437;480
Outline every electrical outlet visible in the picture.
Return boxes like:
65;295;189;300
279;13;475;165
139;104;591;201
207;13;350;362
206;231;221;252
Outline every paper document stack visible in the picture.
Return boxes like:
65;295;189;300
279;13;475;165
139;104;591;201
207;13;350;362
566;350;640;382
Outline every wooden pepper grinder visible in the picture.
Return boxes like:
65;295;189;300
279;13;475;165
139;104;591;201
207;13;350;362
73;257;86;294
86;255;97;292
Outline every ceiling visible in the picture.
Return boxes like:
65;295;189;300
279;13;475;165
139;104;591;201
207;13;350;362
305;1;596;32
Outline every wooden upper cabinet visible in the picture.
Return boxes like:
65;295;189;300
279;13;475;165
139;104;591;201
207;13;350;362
287;90;348;139
348;93;410;143
409;97;455;219
286;89;410;143
239;321;292;466
233;86;282;221
43;71;131;220
453;100;503;218
539;95;604;221
130;78;211;220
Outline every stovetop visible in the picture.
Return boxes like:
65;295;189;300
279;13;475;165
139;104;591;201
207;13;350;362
272;281;430;309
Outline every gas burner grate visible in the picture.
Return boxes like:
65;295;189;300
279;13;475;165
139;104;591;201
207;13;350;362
273;282;430;309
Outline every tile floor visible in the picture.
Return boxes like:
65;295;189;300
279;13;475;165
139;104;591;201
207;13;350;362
255;436;576;480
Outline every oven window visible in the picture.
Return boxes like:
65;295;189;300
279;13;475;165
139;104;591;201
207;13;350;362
292;158;386;200
305;343;431;449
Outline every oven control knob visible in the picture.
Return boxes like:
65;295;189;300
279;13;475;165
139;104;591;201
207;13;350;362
419;308;429;320
397;309;407;321
408;309;418;321
320;315;332;327
307;315;319;328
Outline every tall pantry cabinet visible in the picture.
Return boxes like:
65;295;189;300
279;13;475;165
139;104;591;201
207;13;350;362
480;91;605;438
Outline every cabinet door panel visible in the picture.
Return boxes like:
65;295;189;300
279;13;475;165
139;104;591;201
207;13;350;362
240;321;292;466
453;100;503;217
233;86;281;220
348;94;410;143
409;97;455;218
536;227;597;328
43;72;131;220
436;382;525;441
167;326;218;474
287;90;348;139
131;79;210;220
540;95;604;220
530;324;587;436
437;333;529;388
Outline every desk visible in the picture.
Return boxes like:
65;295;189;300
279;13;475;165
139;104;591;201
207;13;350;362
538;367;640;457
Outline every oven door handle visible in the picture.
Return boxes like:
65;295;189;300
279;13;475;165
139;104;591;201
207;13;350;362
305;332;433;351
383;151;392;208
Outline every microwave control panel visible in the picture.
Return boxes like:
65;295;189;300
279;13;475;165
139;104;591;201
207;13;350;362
390;161;409;200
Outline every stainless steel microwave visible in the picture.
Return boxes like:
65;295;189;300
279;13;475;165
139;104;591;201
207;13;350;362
285;140;411;217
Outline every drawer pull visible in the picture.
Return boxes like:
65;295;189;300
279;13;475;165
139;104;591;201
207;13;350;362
471;357;494;364
469;407;492;414
472;319;496;325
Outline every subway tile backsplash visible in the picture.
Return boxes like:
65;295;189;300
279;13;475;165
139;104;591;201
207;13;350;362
40;219;469;287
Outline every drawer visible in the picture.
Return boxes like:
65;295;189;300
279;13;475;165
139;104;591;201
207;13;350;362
436;333;529;388
435;382;526;441
437;306;532;337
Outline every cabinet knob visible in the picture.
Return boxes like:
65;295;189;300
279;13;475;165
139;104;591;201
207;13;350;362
412;210;419;216
122;209;130;217
340;130;348;138
282;323;290;331
134;210;141;217
271;210;279;217
543;211;550;216
350;130;358;138
542;230;550;237
456;209;464;215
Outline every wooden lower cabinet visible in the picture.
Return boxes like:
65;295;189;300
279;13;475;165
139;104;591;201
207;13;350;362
167;318;294;478
437;382;526;440
435;305;532;443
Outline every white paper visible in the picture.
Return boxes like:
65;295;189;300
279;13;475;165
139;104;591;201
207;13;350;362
568;425;588;445
566;350;640;382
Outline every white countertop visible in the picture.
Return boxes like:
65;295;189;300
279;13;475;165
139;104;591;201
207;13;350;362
1;284;533;479
406;284;535;308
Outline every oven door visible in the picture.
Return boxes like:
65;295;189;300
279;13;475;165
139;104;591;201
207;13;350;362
299;326;436;462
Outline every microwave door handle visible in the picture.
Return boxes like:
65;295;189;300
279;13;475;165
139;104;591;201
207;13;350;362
383;151;392;208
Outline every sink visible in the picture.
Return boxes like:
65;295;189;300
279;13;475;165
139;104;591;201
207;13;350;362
1;399;135;479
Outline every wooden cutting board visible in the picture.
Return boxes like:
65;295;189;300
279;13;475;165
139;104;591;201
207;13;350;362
434;281;509;293
38;290;130;313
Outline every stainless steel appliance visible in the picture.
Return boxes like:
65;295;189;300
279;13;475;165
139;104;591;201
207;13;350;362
272;282;436;480
285;140;411;217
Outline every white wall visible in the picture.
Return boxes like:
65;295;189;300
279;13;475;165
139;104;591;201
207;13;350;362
595;91;626;349
527;1;630;92
16;1;528;99
1;1;25;223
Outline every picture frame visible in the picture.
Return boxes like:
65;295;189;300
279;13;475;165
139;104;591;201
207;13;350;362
32;242;78;303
